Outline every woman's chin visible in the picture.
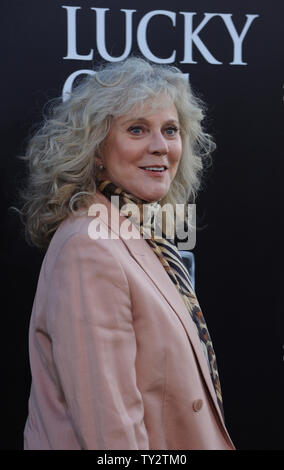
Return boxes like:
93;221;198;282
137;187;169;202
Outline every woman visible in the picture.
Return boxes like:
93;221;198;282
20;57;234;450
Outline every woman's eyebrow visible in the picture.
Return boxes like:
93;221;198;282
121;117;149;125
164;119;180;125
120;117;180;126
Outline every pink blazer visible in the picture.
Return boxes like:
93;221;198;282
24;191;235;450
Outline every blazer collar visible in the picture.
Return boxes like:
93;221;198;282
90;191;232;442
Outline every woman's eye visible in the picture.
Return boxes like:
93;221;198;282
128;126;144;135
128;125;179;136
165;126;179;136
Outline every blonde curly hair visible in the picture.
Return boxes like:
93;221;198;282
16;56;215;249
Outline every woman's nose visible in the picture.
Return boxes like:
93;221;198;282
148;132;169;155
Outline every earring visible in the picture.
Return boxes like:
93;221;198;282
98;164;104;170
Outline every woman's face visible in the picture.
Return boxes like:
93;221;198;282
98;99;182;202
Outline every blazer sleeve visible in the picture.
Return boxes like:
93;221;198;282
46;232;149;450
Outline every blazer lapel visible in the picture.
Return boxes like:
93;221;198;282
128;247;226;424
89;191;228;432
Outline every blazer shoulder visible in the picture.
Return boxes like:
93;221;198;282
48;214;92;254
49;190;113;253
44;210;128;278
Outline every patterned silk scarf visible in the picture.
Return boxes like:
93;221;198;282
98;180;224;417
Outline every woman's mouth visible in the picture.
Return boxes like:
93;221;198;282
139;165;168;175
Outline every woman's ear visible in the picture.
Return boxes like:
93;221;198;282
94;146;104;167
94;155;103;167
94;147;105;172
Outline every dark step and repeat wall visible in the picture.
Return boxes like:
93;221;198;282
1;0;283;450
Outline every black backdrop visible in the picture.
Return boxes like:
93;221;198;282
1;0;283;450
